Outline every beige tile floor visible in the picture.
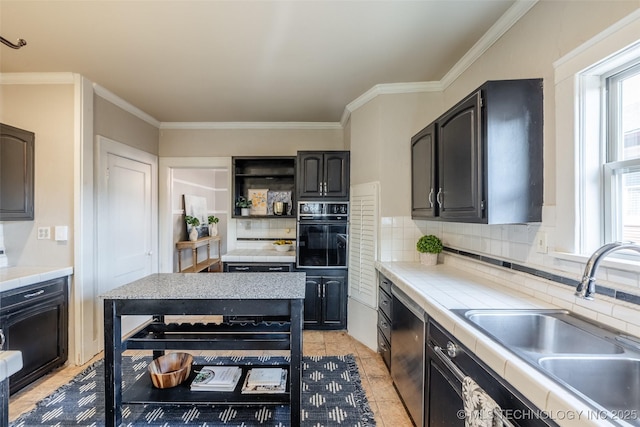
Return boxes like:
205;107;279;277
9;330;413;426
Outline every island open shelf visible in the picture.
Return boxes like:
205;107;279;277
124;364;291;405
101;272;305;427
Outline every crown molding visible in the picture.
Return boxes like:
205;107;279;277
340;81;442;126
93;83;160;128
160;121;342;130
0;72;76;84
439;0;538;89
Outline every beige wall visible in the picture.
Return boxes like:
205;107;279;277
159;127;343;157
0;84;75;266
349;91;443;218
95;96;159;155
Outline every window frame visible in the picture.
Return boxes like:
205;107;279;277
602;61;640;244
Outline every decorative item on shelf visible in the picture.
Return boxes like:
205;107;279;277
236;196;252;216
416;234;443;266
207;215;219;236
185;215;200;241
147;352;193;389
248;188;268;215
267;191;292;215
273;239;293;252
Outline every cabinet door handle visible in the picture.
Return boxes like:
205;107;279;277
0;329;4;348
379;341;388;352
436;188;443;207
268;267;284;271
235;266;250;271
428;188;434;207
380;320;388;328
317;284;322;299
381;299;389;306
24;289;45;298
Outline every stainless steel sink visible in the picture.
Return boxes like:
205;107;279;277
454;308;639;425
464;310;624;354
539;356;640;415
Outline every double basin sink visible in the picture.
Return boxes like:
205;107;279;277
454;309;640;425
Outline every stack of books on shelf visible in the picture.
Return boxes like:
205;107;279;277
241;367;287;394
189;366;242;392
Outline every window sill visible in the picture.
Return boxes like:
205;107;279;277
551;250;640;274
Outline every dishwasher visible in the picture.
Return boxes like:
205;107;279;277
391;286;425;427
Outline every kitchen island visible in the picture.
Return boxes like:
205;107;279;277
100;272;305;427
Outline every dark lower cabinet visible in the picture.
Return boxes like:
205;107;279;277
0;277;68;394
302;273;346;329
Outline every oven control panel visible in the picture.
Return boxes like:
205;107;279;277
298;202;349;220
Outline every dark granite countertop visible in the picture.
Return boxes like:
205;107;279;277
99;272;306;300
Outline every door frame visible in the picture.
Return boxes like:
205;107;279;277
158;157;231;273
77;135;158;363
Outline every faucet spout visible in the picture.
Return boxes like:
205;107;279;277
576;241;640;300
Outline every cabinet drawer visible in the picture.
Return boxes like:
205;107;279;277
0;278;66;313
225;263;292;272
377;310;391;342
378;274;392;295
378;286;392;319
377;329;391;370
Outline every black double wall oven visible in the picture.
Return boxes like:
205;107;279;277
296;201;348;329
296;202;348;269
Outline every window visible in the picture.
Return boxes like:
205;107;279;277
604;63;640;243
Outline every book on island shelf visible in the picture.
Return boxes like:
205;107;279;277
190;366;242;391
241;368;287;394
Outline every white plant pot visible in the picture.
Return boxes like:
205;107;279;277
419;252;438;266
209;223;218;237
189;227;199;242
241;208;250;216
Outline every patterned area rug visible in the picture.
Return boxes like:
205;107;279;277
11;354;375;427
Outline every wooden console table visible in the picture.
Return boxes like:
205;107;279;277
176;236;221;272
101;272;305;427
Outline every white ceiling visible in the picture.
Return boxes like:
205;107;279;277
0;0;524;124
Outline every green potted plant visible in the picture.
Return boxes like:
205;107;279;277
236;196;252;216
185;215;200;241
416;234;443;266
207;215;219;236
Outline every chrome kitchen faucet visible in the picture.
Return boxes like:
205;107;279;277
575;241;640;300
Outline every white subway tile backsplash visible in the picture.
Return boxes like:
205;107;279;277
380;215;640;335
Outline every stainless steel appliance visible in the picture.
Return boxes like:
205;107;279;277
296;201;348;269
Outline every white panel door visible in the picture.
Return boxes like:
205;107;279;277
96;136;158;347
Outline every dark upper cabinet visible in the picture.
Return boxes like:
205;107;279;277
438;91;483;221
411;79;543;224
0;123;34;221
296;151;350;200
411;123;437;219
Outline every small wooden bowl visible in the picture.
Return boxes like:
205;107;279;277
147;352;193;389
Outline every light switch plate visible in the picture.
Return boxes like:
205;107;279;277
54;226;68;241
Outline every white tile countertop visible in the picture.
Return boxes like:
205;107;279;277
377;261;631;427
0;266;73;292
221;249;295;263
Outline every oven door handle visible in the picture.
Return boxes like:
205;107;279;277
432;344;466;383
432;343;515;427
